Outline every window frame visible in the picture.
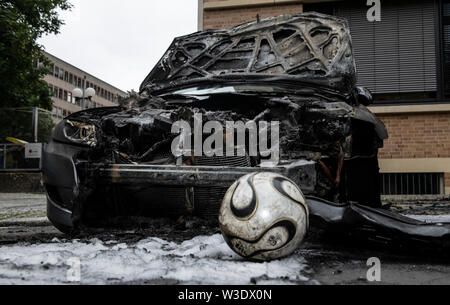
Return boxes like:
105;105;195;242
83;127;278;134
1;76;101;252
304;0;444;106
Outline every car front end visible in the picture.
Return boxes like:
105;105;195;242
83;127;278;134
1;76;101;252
44;12;387;234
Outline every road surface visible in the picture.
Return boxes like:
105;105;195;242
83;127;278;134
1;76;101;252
0;193;449;285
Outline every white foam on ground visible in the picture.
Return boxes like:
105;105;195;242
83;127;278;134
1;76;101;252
403;214;450;224
0;234;311;285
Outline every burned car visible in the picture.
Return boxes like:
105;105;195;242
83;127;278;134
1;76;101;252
43;13;450;250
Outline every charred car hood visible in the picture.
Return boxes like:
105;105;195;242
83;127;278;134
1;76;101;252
140;12;356;96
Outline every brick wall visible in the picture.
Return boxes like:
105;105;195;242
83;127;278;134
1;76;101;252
378;112;450;194
203;3;303;29
445;172;450;190
377;112;450;159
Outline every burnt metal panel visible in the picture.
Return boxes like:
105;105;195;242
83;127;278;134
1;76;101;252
335;0;437;94
140;12;356;95
92;161;317;194
307;196;450;252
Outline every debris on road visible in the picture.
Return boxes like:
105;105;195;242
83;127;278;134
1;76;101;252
1;193;450;285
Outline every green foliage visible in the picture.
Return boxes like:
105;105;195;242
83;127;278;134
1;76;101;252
0;108;54;143
0;0;72;110
36;110;55;142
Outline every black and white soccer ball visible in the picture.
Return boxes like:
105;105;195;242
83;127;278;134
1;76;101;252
219;172;309;261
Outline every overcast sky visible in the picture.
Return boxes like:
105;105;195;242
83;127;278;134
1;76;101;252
38;0;198;92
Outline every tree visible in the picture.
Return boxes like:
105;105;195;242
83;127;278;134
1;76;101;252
0;0;72;110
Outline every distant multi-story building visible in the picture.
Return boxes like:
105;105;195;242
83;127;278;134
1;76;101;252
198;0;450;196
42;51;127;121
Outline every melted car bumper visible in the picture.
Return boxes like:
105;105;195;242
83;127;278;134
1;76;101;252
90;161;316;191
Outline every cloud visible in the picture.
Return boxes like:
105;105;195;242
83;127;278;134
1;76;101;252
38;0;198;92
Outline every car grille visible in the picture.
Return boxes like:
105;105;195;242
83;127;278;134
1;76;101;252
194;154;251;167
98;154;253;219
193;153;251;216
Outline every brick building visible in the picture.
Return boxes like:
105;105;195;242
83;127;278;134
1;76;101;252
198;0;450;195
42;51;127;122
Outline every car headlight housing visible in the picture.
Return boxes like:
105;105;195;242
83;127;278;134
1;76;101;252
53;119;97;147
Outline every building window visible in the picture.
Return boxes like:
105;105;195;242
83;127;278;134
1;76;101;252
54;66;59;78
304;0;437;104
380;173;444;195
58;88;63;100
48;64;54;76
69;73;73;84
53;107;63;118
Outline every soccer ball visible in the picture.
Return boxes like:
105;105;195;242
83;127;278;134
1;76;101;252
219;172;309;261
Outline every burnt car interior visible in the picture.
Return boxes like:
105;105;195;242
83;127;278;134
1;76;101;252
43;12;450;253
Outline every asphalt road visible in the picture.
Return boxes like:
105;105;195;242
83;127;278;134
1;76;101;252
0;193;449;285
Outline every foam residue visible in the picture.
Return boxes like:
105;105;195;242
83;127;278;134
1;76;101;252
0;234;312;285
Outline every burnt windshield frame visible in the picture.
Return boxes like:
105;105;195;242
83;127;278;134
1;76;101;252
152;79;351;102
